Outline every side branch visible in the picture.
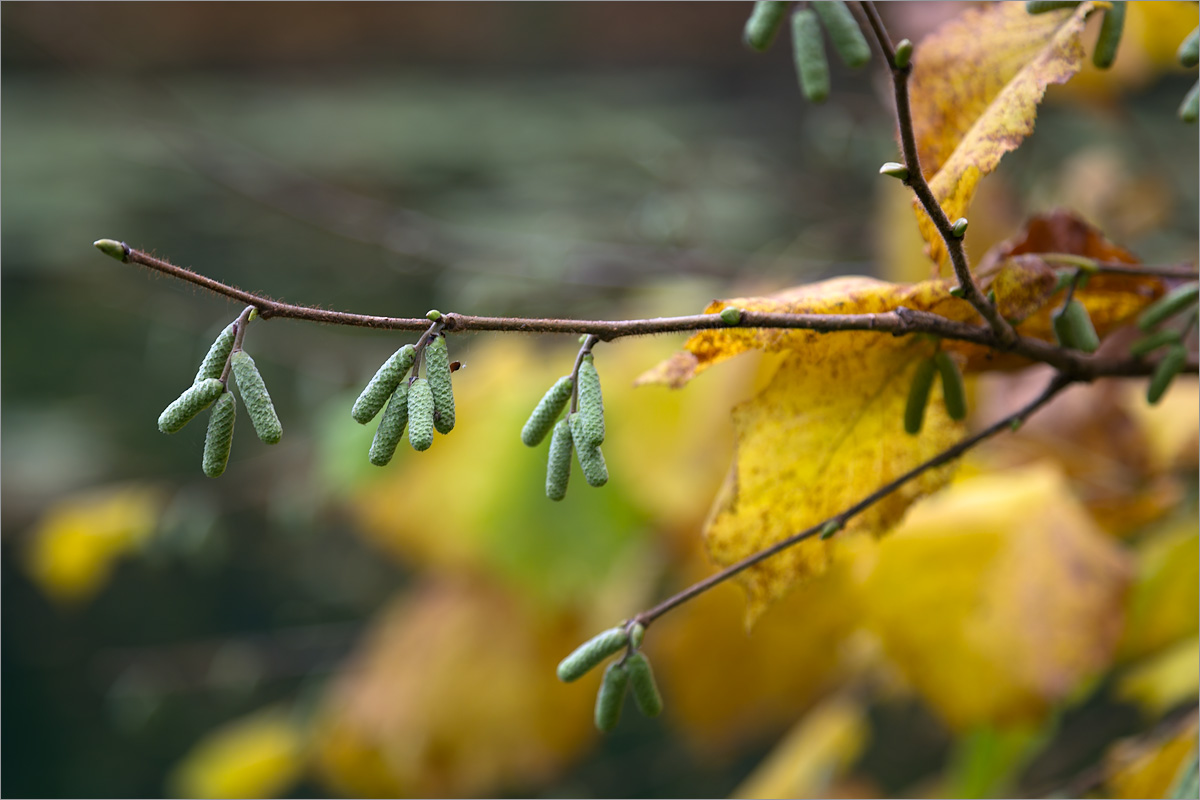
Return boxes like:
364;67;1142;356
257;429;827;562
631;371;1076;628
859;2;1018;347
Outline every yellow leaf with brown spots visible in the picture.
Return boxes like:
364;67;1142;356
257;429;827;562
909;2;1097;268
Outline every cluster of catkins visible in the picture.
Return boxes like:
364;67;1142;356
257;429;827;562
157;315;281;477
557;623;662;732
520;352;609;500
352;324;456;464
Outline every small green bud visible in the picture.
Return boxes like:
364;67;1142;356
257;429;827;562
1024;1;1081;13
987;289;997;307
1130;329;1182;358
570;413;609;488
231;350;282;444
818;519;842;540
522;376;574;447
369;381;410;467
1139;283;1199;331
1147;344;1187;405
194;322;237;383
949;286;965;299
352;344;416;424
904;357;937;435
545;418;574;501
1053;300;1101;353
792;8;831;103
743;0;788;52
879;161;909;181
626;653;663;718
950;217;969;238
629;623;645;650
935;351;967;421
1010;417;1023;432
93;239;127;261
159;378;225;434
426;309;442;322
202;391;236;478
893;39;913;69
406;378;435;451
719;307;742;326
1179;27;1199;68
247;308;258;322
1092;1;1125;69
1180;81;1199;123
426;335;455;435
557;627;629;683
576;354;605;448
594;661;630;732
813;1;871;69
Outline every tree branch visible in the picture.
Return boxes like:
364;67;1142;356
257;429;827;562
859;2;1019;347
101;242;1193;381
630;371;1076;629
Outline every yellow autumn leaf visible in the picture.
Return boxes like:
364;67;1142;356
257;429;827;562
25;484;163;605
1116;636;1200;717
1118;515;1199;661
1105;715;1199;799
909;2;1097;268
858;463;1131;730
733;694;868;800
312;580;595;798
168;707;304;799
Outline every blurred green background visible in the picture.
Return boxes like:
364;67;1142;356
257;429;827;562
3;3;1197;797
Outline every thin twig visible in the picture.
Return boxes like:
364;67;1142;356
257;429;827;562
630;371;1075;628
859;2;1018;347
107;243;1193;380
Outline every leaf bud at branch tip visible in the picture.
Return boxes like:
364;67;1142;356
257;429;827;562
950;218;969;238
93;239;127;261
426;309;442;322
949;286;965;299
893;39;913;70
719;307;742;326
879;161;909;181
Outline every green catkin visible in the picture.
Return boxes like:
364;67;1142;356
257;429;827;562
904;358;937;435
1130;329;1182;358
935;352;967;421
1053;300;1101;352
407;378;435;451
545;418;574;501
576;354;605;448
1092;1;1125;69
594;662;630;732
202;391;236;478
1147;344;1188;405
352;344;416;424
743;0;788;52
626;653;663;718
570;413;609;488
194;323;236;383
230;350;282;444
426;335;456;435
1180;27;1199;68
557;627;629;682
159;378;225;434
369;381;410;466
1139;283;1199;331
792;8;830;103
522;376;574;447
812;1;870;68
1180;81;1200;123
1024;0;1080;13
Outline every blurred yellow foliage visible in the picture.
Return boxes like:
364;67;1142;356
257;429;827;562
313;580;595;797
1119;515;1199;661
1067;1;1200;97
169;707;304;799
1105;714;1199;799
858;463;1130;730
25;484;162;605
910;2;1095;268
1117;636;1200;717
732;694;868;799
